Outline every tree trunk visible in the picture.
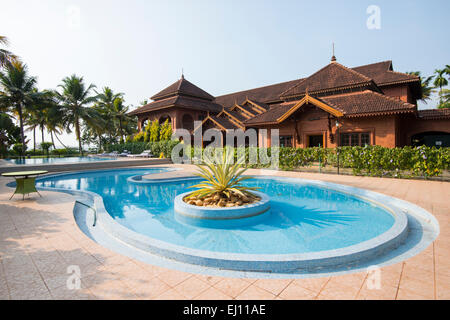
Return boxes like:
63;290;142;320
41;125;44;147
98;133;102;153
75;117;82;155
33;127;36;152
50;131;55;148
119;119;124;143
17;102;26;157
54;132;68;149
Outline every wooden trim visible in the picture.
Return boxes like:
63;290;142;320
233;104;255;118
221;109;245;129
244;99;267;113
277;94;344;123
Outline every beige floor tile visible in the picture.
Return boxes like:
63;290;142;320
213;278;252;298
194;286;233;300
235;284;276;300
157;269;193;287
278;283;317;300
253;279;293;296
173;276;211;299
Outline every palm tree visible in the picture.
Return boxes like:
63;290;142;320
407;71;435;104
434;69;449;106
55;75;99;154
95;87;124;142
0;35;18;68
444;65;450;79
0;62;41;155
109;97;132;143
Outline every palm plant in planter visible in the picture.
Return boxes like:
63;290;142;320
185;150;260;207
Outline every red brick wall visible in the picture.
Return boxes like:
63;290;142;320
137;108;208;132
381;85;414;104
398;115;450;146
256;106;398;148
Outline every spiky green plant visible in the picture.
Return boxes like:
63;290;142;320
187;149;260;200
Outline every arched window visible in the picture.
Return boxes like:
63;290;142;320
159;115;172;125
182;114;194;131
141;119;149;130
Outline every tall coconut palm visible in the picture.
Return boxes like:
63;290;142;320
0;62;41;155
444;65;450;79
0;35;18;68
95;87;124;141
407;71;435;104
109;97;131;143
55;75;99;154
434;69;449;106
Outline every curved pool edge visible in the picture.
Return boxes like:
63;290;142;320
32;171;430;274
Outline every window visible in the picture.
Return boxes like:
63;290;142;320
360;133;370;146
280;136;293;147
340;132;371;146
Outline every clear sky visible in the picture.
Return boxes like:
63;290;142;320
1;0;449;148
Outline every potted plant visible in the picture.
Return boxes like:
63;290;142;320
184;150;260;207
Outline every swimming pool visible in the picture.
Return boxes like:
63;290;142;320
35;168;411;273
6;156;117;165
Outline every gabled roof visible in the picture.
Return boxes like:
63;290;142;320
280;62;375;99
128;95;222;116
220;109;247;123
151;76;215;101
244;95;343;125
321;90;416;117
194;114;241;132
245;90;417;125
352;61;420;86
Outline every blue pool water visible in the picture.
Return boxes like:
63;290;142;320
36;169;395;255
6;156;117;165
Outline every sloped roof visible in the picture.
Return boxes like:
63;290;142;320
128;95;222;116
151;76;215;101
417;108;450;119
214;79;301;107
245;90;417;125
280;62;374;99
244;102;298;125
209;115;240;130
352;61;419;86
222;109;247;123
321;90;416;116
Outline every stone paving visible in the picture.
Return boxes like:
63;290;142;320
0;165;448;300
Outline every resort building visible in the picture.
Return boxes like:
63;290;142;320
129;57;450;148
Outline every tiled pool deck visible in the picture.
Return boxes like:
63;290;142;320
0;164;448;300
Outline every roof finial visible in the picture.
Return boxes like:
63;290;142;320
181;68;184;79
305;87;309;96
331;43;337;63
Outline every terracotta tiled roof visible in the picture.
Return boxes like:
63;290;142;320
214;79;301;107
151;76;215;101
321;90;416;116
222;109;247;123
245;90;417;124
417;108;450;119
128;95;222;116
247;99;269;111
352;61;419;86
244;102;298;125
280;62;374;99
210;115;240;129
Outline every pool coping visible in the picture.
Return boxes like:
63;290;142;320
32;169;425;274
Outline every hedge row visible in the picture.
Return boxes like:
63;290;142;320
105;141;180;158
105;142;450;178
187;145;450;178
275;145;450;178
